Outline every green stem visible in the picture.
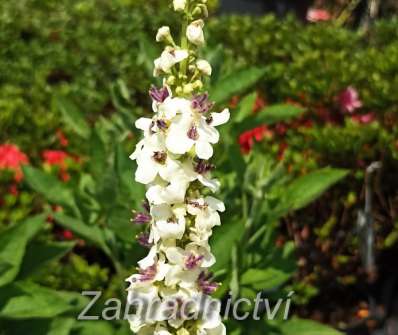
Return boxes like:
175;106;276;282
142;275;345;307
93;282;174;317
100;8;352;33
180;18;189;81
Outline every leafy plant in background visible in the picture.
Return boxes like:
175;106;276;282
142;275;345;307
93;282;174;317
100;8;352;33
0;51;350;334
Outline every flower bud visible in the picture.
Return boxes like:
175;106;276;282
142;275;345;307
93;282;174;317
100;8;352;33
192;6;202;17
188;64;196;73
166;75;176;86
153;47;188;76
193;80;203;90
183;83;194;95
177;329;190;335
173;0;186;11
196;59;212;76
156;26;173;44
186;20;205;46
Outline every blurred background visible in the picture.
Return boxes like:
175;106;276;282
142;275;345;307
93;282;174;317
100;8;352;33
0;0;397;334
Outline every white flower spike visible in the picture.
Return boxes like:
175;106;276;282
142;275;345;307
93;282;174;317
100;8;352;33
127;1;228;334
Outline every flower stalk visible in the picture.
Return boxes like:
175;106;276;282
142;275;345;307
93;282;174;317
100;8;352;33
126;1;229;334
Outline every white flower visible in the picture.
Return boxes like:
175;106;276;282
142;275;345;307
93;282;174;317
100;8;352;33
166;108;229;160
196;59;212;76
156;26;172;43
188;196;225;229
186;20;205;46
197;320;226;335
165;114;216;160
154;47;188;76
131;133;182;185
173;0;186;11
151;204;186;241
146;173;192;205
156;97;192;120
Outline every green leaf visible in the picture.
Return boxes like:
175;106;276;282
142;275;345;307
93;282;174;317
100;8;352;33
53;213;112;257
19;241;75;279
48;318;75;335
255;104;305;124
210;67;266;103
241;268;292;290
211;219;245;272
0;282;85;319
53;95;91;139
282;168;349;211
95;165;118;212
107;206;139;242
0;215;44;287
279;318;343;335
115;144;145;205
1;317;75;335
72;320;115;335
233;92;257;123
23;166;80;217
88;128;107;179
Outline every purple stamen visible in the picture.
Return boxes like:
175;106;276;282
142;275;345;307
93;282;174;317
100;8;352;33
153;151;167;164
198;271;219;294
185;253;204;270
133;212;152;225
187;126;199;140
138;264;157;282
137;232;153;248
187;200;208;210
156;119;168;130
149;86;170;103
194;159;214;175
192;93;214;114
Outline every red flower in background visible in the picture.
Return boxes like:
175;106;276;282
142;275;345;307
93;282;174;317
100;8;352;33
42;150;69;167
9;184;19;196
351;113;376;124
253;94;267;113
307;8;332;22
0;144;29;182
339;86;363;113
238;125;273;154
42;150;71;182
278;142;289;161
229;96;240;109
56;129;69;147
62;230;74;240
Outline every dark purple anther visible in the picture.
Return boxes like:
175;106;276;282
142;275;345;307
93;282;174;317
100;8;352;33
142;200;150;213
149;86;170;103
187;200;207;210
192;93;214;114
153;151;167;164
198;272;219;294
156;119;168;130
187;125;199;140
138;264;157;282
185;253;204;270
133;212;152;225
137;232;153;248
194;159;214;175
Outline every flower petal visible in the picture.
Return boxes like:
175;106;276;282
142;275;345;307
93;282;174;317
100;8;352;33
195;141;213;160
211;108;230;127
